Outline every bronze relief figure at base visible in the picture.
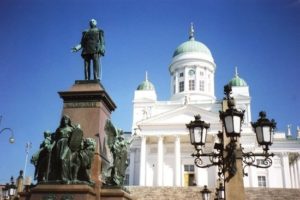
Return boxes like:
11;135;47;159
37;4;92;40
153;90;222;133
31;115;96;185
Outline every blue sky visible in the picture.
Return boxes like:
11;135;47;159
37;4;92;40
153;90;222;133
0;0;299;183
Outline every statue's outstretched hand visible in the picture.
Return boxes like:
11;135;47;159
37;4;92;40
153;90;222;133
71;44;82;52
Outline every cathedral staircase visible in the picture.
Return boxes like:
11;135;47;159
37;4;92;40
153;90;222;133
126;186;300;200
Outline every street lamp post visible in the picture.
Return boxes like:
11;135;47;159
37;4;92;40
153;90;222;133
3;177;17;200
186;84;276;200
23;141;32;179
8;177;16;200
2;183;9;200
0;116;15;144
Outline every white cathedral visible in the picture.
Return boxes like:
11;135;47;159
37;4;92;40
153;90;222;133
127;24;300;189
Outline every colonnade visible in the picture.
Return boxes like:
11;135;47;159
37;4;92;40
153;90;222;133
288;153;300;188
130;136;300;189
138;135;183;186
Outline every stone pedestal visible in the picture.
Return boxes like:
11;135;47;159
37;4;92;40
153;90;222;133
58;80;116;199
101;188;135;200
19;184;96;200
58;80;116;147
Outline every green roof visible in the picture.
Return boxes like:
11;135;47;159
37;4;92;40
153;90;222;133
137;80;155;91
173;24;212;58
228;68;247;87
173;38;212;57
229;76;247;87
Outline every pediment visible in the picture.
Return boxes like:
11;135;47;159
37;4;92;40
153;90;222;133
136;104;220;126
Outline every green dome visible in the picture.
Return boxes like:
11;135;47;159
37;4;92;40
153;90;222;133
137;80;155;91
228;68;248;87
229;76;247;87
173;39;212;58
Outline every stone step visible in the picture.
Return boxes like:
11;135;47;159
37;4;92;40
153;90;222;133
126;186;300;200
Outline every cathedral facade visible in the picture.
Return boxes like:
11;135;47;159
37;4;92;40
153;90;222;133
127;25;300;189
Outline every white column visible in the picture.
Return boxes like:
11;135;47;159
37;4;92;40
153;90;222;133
170;72;173;96
290;165;294;188
294;161;299;188
211;72;215;97
294;163;298;188
157;136;164;186
291;162;297;188
195;67;200;92
196;167;208;186
174;136;181;186
175;71;179;94
247;103;252;124
184;68;189;91
129;149;135;185
139;136;146;186
243;166;250;187
282;153;292;188
248;164;258;187
297;157;300;188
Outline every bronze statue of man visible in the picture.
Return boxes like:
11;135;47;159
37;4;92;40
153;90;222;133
72;19;105;80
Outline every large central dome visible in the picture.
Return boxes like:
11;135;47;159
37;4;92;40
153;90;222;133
170;24;214;64
173;38;212;58
169;24;216;103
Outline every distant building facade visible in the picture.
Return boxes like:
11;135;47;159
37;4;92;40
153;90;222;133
127;25;300;189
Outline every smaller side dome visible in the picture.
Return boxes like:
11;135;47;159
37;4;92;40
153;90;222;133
137;80;155;90
228;67;248;87
137;72;155;90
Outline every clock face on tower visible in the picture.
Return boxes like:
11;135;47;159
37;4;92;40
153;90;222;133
188;69;195;76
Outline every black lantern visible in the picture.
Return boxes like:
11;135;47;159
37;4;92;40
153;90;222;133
9;134;15;144
219;85;244;139
252;111;276;151
8;176;16;199
219;108;244;139
201;185;212;200
2;183;9;200
186;115;210;148
216;182;225;200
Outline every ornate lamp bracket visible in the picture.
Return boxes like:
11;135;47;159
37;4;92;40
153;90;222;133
241;146;274;176
192;150;223;169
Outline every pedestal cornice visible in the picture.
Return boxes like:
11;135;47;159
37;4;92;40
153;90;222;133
58;80;116;112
